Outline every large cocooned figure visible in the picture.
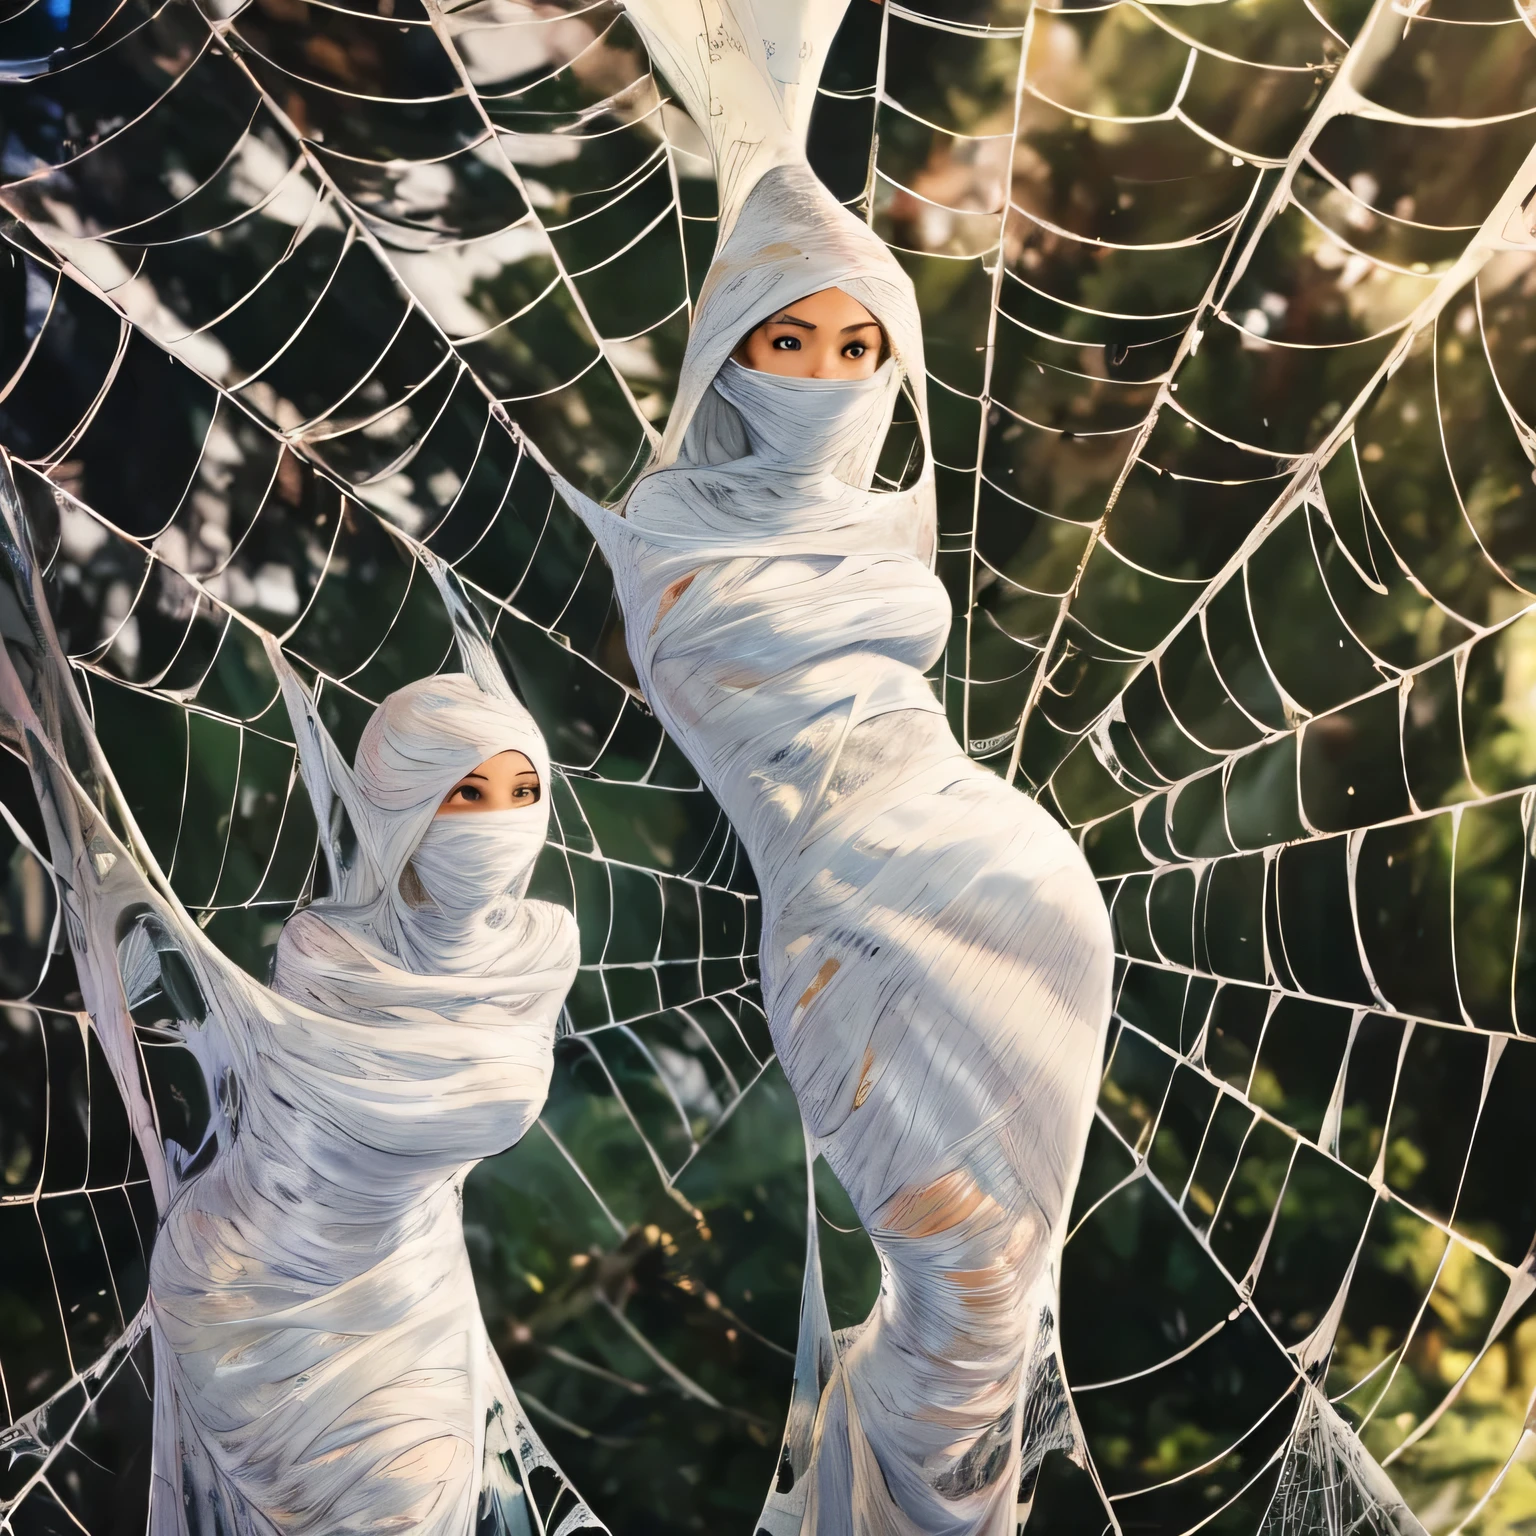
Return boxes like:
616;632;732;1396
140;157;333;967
0;469;601;1536
556;2;1116;1532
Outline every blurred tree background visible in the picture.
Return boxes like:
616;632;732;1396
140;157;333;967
0;0;1534;1531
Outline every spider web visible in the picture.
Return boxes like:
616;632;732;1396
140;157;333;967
0;0;770;1521
0;0;1534;1531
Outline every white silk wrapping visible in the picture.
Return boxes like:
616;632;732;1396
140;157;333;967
620;0;850;237
553;4;1116;1530
0;493;601;1536
147;663;583;1536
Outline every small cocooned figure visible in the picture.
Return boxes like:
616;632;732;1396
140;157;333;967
0;486;601;1536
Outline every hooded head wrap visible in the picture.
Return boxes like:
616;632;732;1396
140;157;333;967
655;162;930;482
584;164;937;585
264;564;571;986
348;673;553;975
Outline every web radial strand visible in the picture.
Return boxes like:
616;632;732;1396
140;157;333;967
4;0;1536;1529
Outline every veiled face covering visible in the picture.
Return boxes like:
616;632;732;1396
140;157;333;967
711;358;898;481
404;804;547;958
411;807;544;915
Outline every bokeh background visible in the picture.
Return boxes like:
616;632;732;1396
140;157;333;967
1;0;1535;1531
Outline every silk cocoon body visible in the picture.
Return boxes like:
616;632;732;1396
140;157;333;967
558;158;1115;1534
147;669;580;1535
0;491;600;1536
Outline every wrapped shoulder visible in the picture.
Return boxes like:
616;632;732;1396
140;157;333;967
520;900;580;974
272;908;373;983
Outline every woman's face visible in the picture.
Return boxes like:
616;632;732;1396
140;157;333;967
437;750;540;815
735;288;884;380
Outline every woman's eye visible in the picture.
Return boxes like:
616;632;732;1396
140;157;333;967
456;784;481;802
844;342;866;358
772;335;800;350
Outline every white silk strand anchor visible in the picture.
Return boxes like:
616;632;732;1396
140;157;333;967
0;480;602;1536
553;3;1116;1531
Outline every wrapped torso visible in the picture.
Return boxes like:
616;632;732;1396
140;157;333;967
576;397;1113;1533
147;901;577;1536
626;467;951;891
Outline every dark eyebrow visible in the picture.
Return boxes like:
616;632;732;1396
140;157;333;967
767;312;816;330
841;320;881;333
459;771;488;782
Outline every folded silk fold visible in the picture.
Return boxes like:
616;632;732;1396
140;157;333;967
553;13;1115;1530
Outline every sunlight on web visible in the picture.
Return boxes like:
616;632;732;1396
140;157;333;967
814;0;1536;1527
